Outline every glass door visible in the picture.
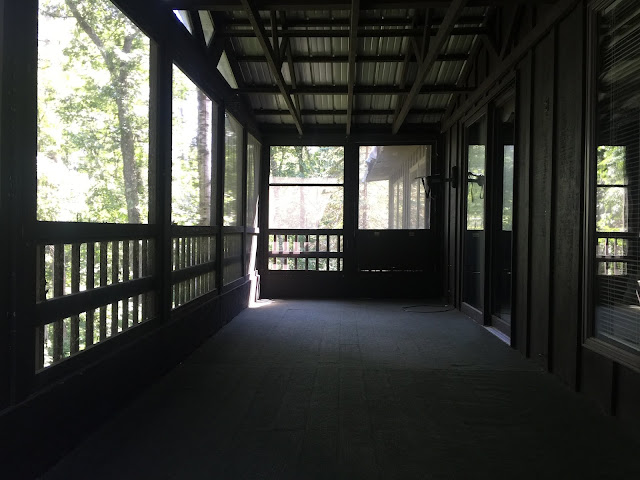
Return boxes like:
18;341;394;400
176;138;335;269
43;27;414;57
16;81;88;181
463;116;487;317
490;95;515;337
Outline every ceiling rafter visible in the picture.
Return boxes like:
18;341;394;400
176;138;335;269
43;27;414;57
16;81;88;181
441;6;496;122
221;15;487;29
281;11;301;115
208;12;229;67
240;0;303;134
166;0;556;11
392;0;469;134
187;10;206;50
255;108;447;116
234;53;470;63
394;13;421;121
346;0;360;135
235;84;474;94
214;26;488;38
500;4;525;59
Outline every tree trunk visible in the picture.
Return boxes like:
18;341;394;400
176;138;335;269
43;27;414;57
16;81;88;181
114;91;141;224
196;90;211;225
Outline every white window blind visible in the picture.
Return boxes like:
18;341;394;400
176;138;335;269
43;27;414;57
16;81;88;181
593;0;640;351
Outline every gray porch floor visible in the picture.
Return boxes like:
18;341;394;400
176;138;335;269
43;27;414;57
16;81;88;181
43;299;640;479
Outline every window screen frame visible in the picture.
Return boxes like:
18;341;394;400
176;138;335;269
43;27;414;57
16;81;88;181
267;145;345;230
357;144;433;231
583;0;640;371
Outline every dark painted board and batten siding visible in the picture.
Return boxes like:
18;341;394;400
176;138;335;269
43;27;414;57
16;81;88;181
529;31;555;370
550;6;584;389
514;52;532;356
444;0;640;435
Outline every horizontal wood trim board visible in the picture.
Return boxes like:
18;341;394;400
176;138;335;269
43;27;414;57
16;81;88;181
171;225;220;236
267;252;344;258
171;262;217;284
35;222;156;243
35;277;155;326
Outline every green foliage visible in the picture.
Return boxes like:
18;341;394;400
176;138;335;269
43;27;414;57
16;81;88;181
467;145;486;231
596;146;628;232
269;146;344;229
38;0;150;223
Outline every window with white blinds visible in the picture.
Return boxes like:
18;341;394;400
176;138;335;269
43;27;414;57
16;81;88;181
593;0;640;352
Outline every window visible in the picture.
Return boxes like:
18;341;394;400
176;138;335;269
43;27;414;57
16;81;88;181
269;146;344;229
172;65;215;226
37;0;150;224
590;0;640;353
358;145;431;230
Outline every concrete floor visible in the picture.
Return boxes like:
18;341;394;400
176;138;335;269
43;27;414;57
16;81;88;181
43;300;640;479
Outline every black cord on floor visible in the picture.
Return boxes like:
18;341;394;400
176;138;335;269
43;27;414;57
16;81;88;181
402;304;455;314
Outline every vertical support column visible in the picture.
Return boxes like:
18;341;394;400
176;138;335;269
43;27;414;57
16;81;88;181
241;128;248;277
2;0;38;403
150;34;173;322
258;142;271;279
343;142;358;282
216;106;226;292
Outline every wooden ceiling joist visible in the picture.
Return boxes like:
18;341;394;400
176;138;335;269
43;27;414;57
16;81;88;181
166;0;553;11
235;53;469;63
392;0;469;134
235;84;475;95
255;108;447;116
239;0;303;134
346;0;360;135
223;15;487;29
215;26;487;38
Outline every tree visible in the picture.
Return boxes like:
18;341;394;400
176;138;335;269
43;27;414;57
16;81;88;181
39;0;150;223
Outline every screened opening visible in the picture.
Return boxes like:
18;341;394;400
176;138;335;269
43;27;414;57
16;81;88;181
592;0;640;352
224;113;243;226
37;0;151;224
269;146;344;230
171;65;216;226
358;145;431;230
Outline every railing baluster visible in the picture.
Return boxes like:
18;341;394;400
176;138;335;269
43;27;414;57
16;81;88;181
141;239;148;320
111;241;120;335
122;240;130;330
70;243;80;354
35;245;46;369
99;242;108;341
132;240;140;325
86;243;95;347
53;244;64;362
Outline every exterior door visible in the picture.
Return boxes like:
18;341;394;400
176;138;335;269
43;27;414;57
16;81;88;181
490;95;515;337
462;115;487;320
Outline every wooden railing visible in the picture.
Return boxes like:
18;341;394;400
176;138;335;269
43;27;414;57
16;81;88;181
171;235;217;309
36;238;155;370
267;229;344;271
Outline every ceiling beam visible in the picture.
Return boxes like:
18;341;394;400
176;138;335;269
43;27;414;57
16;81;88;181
235;53;469;63
346;0;360;135
255;108;447;115
442;0;582;131
392;0;469;134
187;10;206;50
236;84;475;94
164;1;556;11
281;12;301;114
240;0;303;134
499;4;525;59
214;26;488;38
